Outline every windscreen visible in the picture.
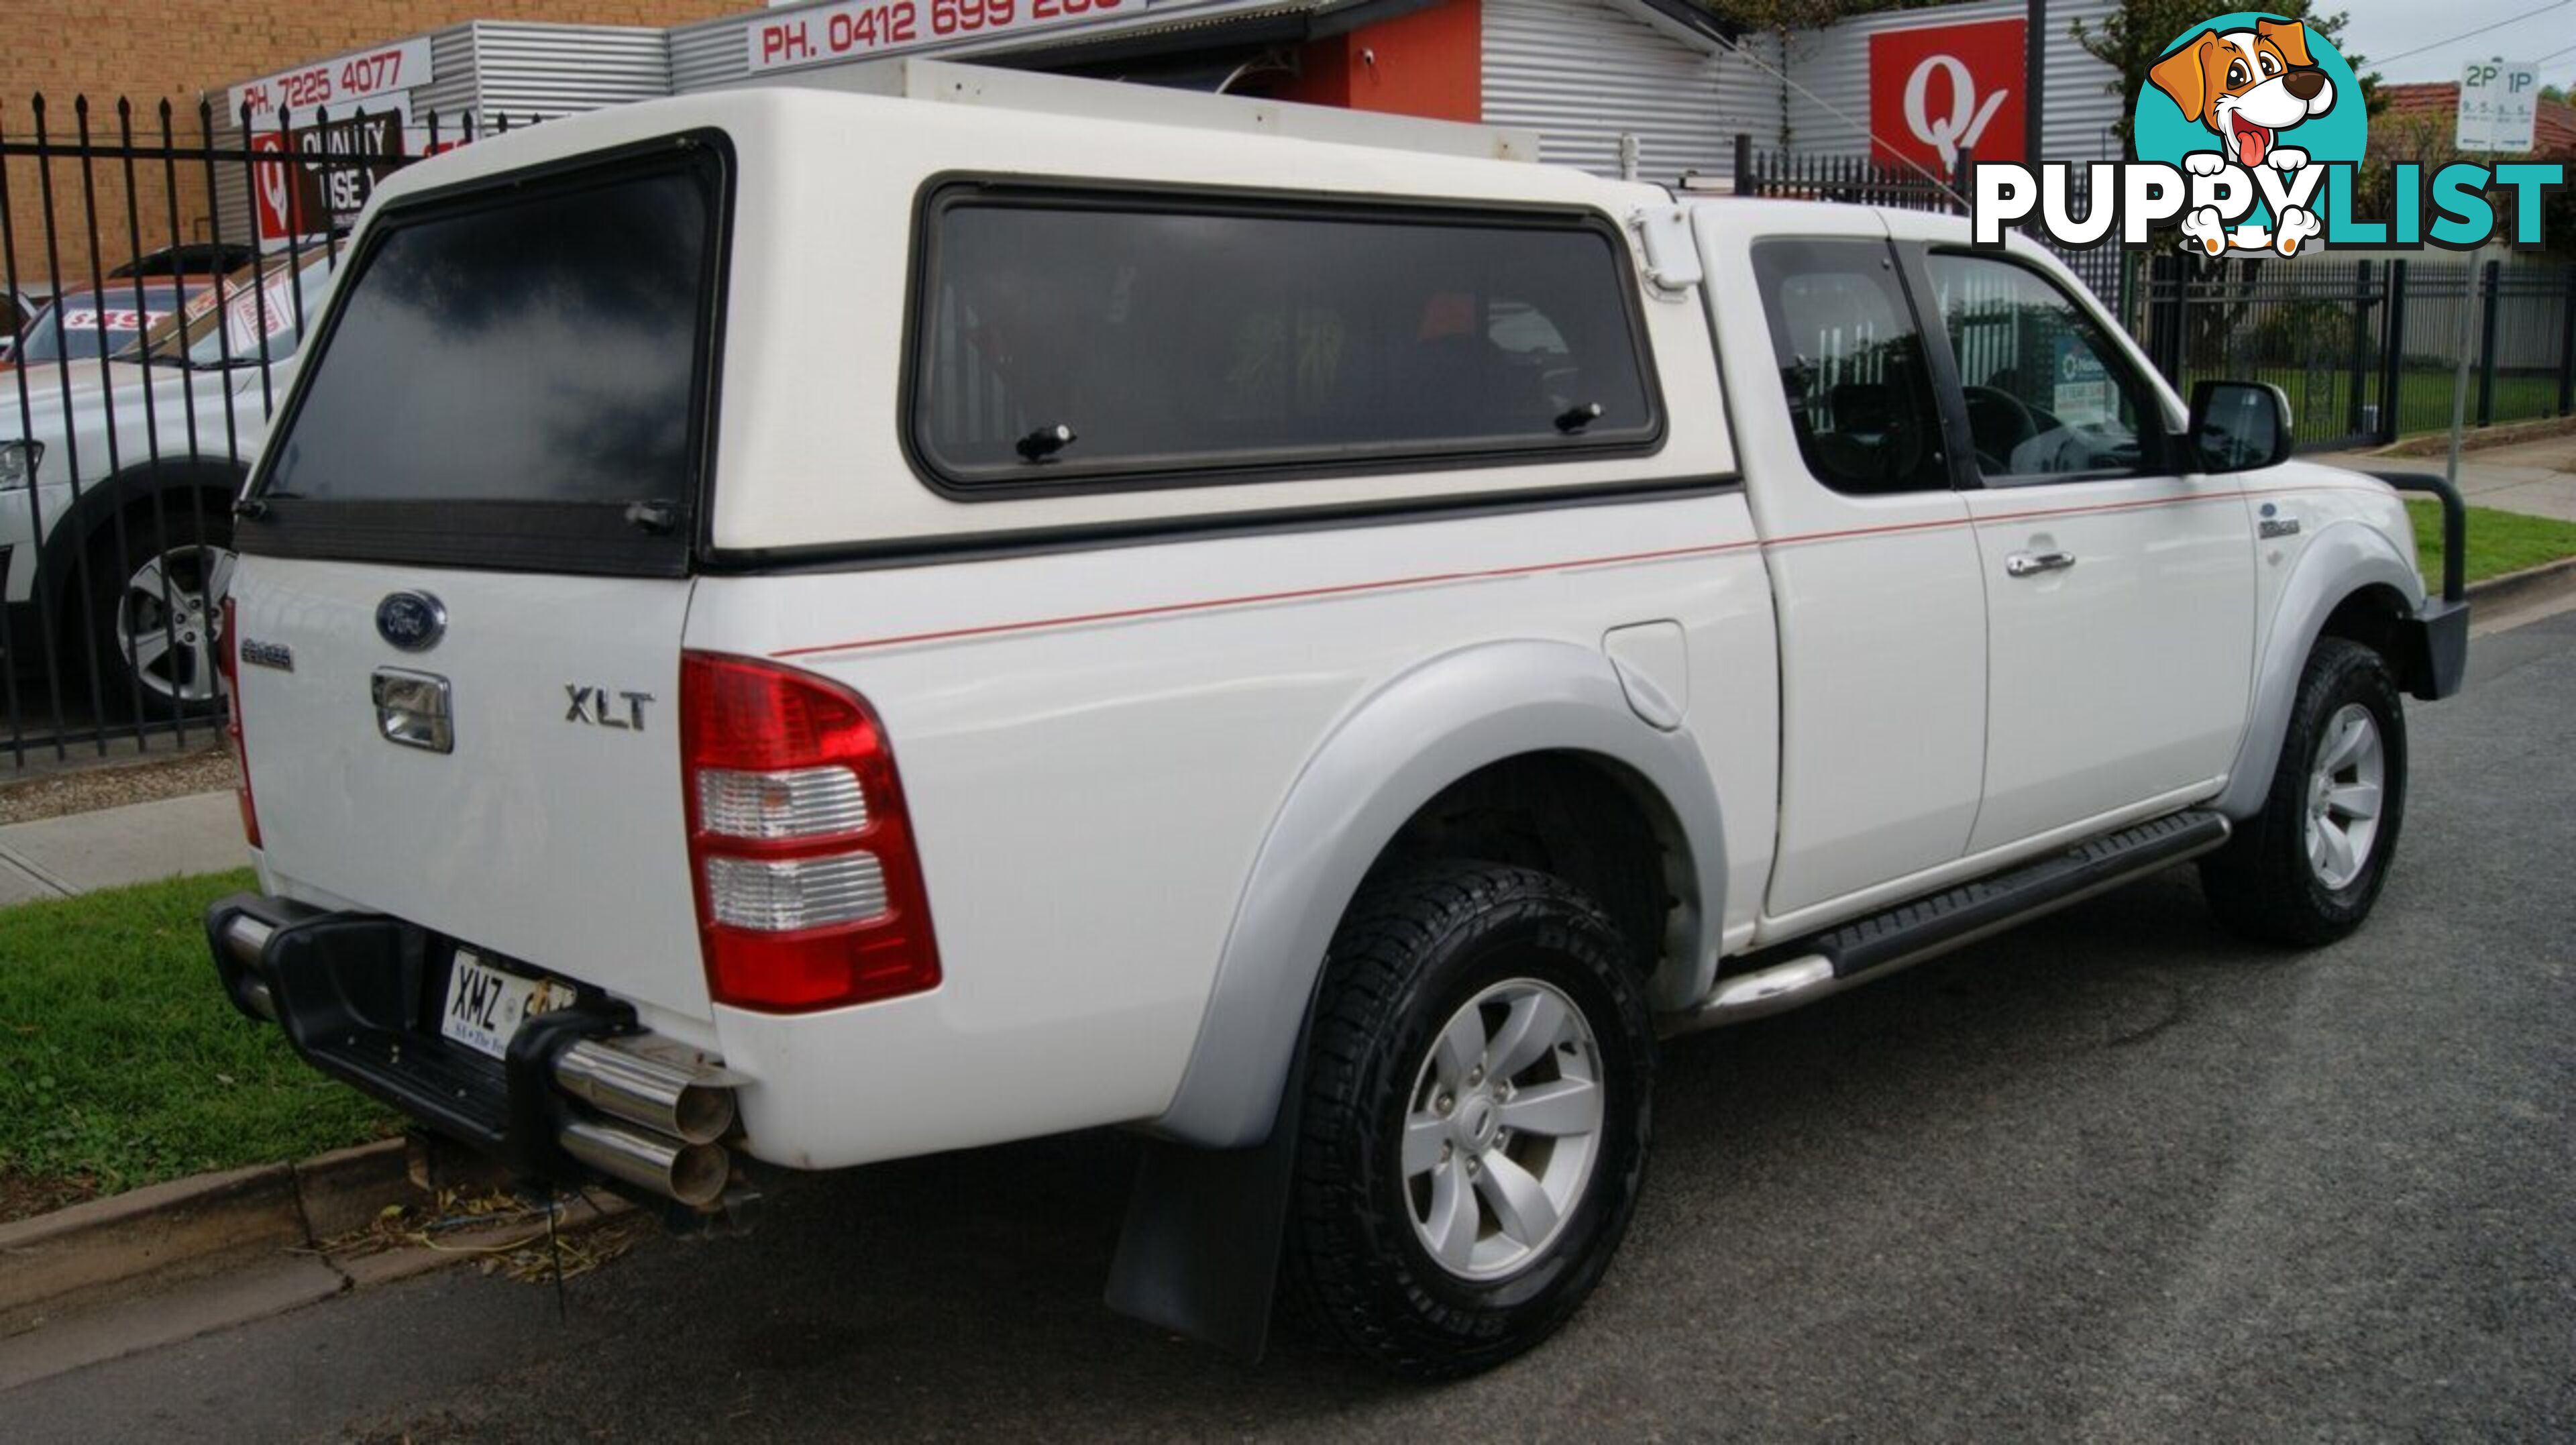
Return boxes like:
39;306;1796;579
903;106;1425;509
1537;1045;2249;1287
140;250;339;372
260;160;714;511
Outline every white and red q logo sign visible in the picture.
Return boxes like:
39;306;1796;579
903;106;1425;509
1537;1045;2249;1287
249;129;301;241
1870;19;2027;171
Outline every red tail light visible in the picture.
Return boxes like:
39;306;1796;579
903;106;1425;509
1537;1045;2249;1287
218;594;261;849
680;651;941;1012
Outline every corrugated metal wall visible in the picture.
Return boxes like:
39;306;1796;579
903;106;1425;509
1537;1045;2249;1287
669;11;752;94
464;22;676;119
1774;0;2125;162
1481;0;1763;184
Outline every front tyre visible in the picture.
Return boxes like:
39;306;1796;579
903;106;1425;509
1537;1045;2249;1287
1285;862;1653;1379
2202;636;2408;946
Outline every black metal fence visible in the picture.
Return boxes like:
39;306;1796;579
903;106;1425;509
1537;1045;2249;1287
2141;255;2576;453
0;96;523;770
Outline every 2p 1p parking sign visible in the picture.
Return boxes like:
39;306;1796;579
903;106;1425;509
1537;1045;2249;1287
2457;58;2541;154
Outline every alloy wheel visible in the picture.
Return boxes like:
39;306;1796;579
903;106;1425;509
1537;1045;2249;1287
115;544;234;704
2304;702;2385;891
1401;977;1605;1281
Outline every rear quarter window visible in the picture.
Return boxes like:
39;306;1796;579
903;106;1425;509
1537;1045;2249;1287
908;186;1663;494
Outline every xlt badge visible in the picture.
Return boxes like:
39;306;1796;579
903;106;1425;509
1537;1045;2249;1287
566;685;653;731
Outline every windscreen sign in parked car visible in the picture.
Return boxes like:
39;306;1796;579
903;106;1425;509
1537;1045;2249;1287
5;283;186;366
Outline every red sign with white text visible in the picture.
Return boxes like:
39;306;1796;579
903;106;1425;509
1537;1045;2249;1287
1870;19;2026;173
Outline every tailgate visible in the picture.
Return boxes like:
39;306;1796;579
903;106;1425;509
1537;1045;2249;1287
233;559;708;1018
221;138;730;1022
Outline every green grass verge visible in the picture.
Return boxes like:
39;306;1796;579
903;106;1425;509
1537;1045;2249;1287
0;869;392;1199
2408;498;2576;587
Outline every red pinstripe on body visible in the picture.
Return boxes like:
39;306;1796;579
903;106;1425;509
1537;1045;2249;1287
770;481;2396;659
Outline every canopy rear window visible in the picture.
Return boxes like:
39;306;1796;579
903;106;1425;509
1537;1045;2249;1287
245;139;727;576
909;185;1663;494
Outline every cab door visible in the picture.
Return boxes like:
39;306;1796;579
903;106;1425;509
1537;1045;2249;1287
1909;247;2255;851
1698;206;1989;925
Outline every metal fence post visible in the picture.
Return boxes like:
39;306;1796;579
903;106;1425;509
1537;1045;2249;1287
2475;258;2500;428
2379;259;2408;445
1733;133;1753;197
2146;253;2185;381
2347;260;2371;441
2559;264;2576;417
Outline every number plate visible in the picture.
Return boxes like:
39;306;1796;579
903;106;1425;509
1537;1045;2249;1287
439;951;573;1060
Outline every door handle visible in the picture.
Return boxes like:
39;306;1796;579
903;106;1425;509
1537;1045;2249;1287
2005;550;2077;578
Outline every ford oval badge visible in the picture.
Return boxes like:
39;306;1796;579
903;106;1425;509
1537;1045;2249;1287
375;592;447;653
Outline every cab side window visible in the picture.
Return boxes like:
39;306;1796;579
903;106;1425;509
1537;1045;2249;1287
1921;254;2155;483
1750;238;1951;496
912;193;1660;489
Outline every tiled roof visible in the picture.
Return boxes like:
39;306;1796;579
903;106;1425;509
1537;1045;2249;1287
2374;81;2576;155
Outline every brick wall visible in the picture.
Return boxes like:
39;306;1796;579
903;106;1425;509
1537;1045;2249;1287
0;0;741;289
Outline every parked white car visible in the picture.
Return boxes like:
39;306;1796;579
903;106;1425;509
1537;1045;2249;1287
0;249;334;712
207;70;2466;1377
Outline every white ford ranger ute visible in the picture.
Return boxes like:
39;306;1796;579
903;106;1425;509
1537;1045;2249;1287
205;67;2467;1377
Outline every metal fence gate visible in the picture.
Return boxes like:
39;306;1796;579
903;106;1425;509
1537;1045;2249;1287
0;97;523;771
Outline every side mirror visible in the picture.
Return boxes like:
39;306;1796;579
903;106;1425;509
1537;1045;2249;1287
2186;380;2293;473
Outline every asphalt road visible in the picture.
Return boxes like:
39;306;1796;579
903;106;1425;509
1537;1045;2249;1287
11;610;2575;1442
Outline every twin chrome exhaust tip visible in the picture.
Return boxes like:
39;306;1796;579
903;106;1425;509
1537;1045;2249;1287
549;1037;744;1208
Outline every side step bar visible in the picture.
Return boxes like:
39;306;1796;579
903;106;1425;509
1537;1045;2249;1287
1669;810;2231;1032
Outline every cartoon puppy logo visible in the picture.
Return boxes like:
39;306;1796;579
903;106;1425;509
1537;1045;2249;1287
2151;18;2336;171
2150;18;2337;254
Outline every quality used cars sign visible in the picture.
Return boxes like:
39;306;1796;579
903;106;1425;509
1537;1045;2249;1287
1971;11;2565;255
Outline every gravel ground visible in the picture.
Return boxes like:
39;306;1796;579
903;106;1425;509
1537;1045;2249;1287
0;746;235;826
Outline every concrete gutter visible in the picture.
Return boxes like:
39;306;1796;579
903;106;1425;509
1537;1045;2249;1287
0;1137;619;1392
0;1139;413;1336
2462;555;2576;618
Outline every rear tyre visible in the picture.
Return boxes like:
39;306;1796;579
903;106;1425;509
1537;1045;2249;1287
2201;637;2408;946
1284;861;1652;1379
80;500;234;720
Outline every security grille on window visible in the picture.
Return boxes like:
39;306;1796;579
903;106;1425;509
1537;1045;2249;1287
910;190;1663;489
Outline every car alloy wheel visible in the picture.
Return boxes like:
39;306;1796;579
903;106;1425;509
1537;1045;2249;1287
2303;702;2385;891
115;543;234;705
1401;977;1605;1281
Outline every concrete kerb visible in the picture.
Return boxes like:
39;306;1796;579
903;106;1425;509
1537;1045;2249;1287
0;1138;414;1335
2460;554;2576;617
0;1136;614;1391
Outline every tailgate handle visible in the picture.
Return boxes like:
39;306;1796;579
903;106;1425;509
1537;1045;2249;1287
372;668;454;754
